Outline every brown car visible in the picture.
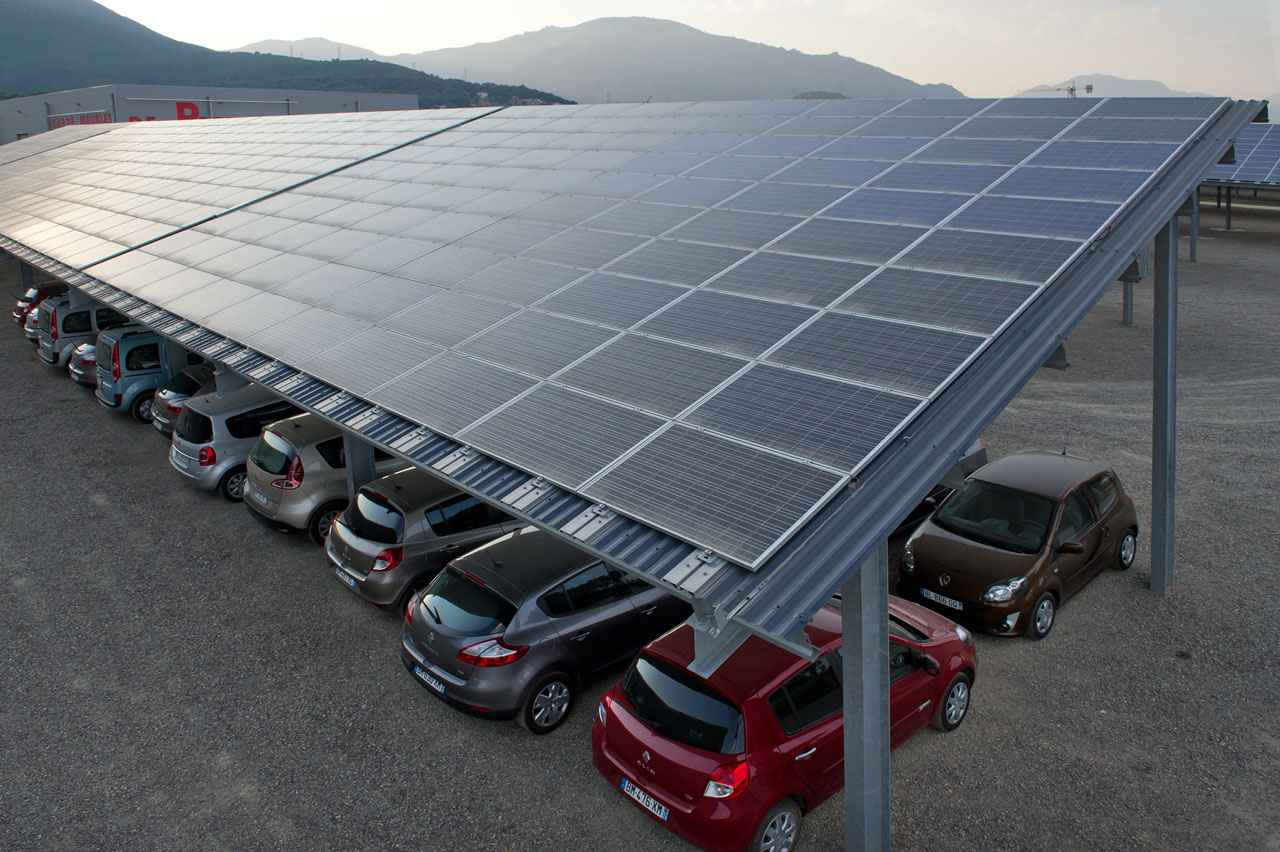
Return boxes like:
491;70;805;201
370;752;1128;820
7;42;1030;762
898;451;1138;640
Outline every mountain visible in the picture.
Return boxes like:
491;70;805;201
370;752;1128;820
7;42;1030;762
1017;74;1213;98
0;0;569;107
235;17;965;103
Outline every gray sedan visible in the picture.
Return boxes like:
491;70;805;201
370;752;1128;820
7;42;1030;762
400;527;690;734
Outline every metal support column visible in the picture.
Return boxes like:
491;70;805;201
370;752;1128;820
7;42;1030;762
1189;192;1199;262
343;433;377;503
19;261;34;288
1151;218;1177;594
842;543;890;852
1225;190;1233;230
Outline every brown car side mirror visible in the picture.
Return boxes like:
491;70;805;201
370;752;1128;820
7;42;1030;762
1058;541;1085;554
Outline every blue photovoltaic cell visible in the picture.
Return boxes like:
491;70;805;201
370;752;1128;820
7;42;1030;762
1207;124;1280;184
526;229;647;268
772;158;887;187
852;117;964;138
1062;118;1206;144
638;177;751;207
871;162;1010;193
458;310;617;377
585;202;700;237
910;138;1042;165
1089;97;1223;119
689;156;792;181
457;257;586;305
984;98;1093;117
948;196;1118;240
809;98;904;116
707;251;874;307
638;289;815;358
669;209;802;249
770;312;982;397
608;240;749;285
899;229;1081;283
992;166;1149;203
734;135;828;157
685;365;920;470
540;273;686;328
824;189;969;227
377;352;537;435
893;99;994;117
1029;140;1179;171
772;219;927;263
946;117;1073;140
835;267;1036;335
717;182;848;216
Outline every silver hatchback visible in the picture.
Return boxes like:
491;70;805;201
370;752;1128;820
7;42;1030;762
328;467;519;612
169;384;300;501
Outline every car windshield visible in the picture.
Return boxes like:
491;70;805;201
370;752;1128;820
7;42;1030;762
933;480;1054;554
622;654;744;754
344;490;405;545
249;430;295;476
419;568;516;636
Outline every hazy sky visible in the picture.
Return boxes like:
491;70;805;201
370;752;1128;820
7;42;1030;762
100;0;1280;99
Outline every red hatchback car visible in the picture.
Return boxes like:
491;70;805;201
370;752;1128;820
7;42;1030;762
592;596;976;852
12;282;67;326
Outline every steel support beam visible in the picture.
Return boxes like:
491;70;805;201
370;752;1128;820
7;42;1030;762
1151;218;1178;593
842;543;890;852
1189;192;1200;262
343;433;377;503
1225;190;1233;230
19;260;34;288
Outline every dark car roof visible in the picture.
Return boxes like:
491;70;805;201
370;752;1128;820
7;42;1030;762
363;466;456;512
973;450;1111;500
450;527;596;606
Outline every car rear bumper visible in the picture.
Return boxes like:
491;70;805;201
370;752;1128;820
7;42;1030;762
244;498;299;533
95;387;122;409
37;346;60;365
168;444;219;489
68;365;97;387
591;727;757;852
399;631;519;720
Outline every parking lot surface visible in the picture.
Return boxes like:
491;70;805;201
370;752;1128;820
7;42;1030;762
1;201;1277;851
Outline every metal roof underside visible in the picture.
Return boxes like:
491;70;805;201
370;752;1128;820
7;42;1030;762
0;97;1259;653
1205;122;1280;186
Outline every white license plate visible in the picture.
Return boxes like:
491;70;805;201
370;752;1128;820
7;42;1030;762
333;565;357;590
413;665;445;695
169;447;188;469
921;588;963;611
621;778;669;821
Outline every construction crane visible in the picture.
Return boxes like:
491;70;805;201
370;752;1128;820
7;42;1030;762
1018;80;1095;98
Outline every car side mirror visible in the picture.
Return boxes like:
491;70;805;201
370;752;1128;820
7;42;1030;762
911;649;940;676
1058;540;1085;554
922;496;938;509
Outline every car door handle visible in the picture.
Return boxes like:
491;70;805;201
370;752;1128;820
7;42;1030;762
917;701;931;712
639;605;658;615
570;630;591;642
1101;525;1110;537
439;544;460;554
794;748;816;761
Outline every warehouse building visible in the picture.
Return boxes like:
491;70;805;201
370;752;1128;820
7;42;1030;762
0;84;418;144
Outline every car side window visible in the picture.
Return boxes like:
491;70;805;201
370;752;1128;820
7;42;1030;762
768;653;843;736
1087;474;1118;515
425;494;501;537
125;343;161;372
62;310;91;334
888;642;915;684
560;563;620;612
95;309;127;331
1056;489;1097;544
610;567;652;597
315;437;345;469
226;403;299;439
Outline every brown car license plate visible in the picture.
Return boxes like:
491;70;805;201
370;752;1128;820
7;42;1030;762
921;588;963;610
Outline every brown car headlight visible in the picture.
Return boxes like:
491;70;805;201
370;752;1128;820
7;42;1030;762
900;542;915;574
982;577;1027;603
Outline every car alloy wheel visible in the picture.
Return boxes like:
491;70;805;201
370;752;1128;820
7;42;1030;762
1117;530;1137;570
1030;593;1056;639
944;680;969;726
219;466;248;502
531;681;570;729
757;803;800;852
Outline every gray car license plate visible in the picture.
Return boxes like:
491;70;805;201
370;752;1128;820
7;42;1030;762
621;778;669;821
921;588;963;610
333;565;357;590
413;665;445;695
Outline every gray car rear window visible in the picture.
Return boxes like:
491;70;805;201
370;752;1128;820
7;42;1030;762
346;490;405;544
250;430;296;476
419;567;517;636
176;407;213;444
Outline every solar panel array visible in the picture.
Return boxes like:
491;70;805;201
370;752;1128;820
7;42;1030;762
1206;123;1280;184
0;97;1232;568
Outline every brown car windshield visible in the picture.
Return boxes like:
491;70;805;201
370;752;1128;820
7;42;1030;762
933;480;1054;554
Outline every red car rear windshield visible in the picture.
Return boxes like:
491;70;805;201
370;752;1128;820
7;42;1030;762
623;654;744;754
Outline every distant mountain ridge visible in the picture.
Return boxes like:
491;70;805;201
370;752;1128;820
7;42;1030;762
0;0;569;107
1017;74;1213;98
235;17;965;103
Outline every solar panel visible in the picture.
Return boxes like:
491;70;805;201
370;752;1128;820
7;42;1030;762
0;95;1245;573
1206;123;1280;185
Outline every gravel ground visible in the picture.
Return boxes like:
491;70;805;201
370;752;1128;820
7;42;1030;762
0;201;1276;852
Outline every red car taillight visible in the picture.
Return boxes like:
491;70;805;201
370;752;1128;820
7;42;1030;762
167;401;184;413
704;761;749;799
371;547;402;573
272;453;304;490
457;638;529;667
111;342;120;380
405;589;423;626
49;307;58;341
198;446;216;466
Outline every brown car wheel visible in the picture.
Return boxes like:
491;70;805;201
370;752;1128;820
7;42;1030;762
1116;528;1137;570
1028;591;1056;640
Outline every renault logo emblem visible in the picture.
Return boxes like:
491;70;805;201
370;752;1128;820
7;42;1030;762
939;574;951;587
642;750;651;763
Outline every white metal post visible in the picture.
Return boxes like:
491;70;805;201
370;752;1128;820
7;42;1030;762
1151;218;1178;593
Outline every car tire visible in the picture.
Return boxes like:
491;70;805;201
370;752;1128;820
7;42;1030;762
931;672;972;732
1028;591;1056;640
750;799;802;852
1116;528;1138;570
308;501;346;545
218;465;248;503
130;392;155;423
518;670;574;735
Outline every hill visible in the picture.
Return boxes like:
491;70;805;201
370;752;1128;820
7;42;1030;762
236;17;965;103
1017;74;1213;98
0;0;570;107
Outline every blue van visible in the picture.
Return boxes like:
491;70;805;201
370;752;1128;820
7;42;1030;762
94;326;204;423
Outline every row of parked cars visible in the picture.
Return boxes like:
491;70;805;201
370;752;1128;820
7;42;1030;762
13;280;1140;852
